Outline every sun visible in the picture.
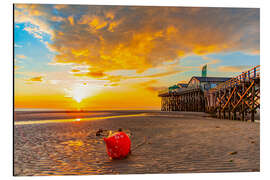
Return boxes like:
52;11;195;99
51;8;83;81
65;83;98;103
72;87;87;103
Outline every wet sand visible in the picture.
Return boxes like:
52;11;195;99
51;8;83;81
14;111;260;176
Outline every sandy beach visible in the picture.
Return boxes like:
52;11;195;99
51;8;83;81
14;111;260;176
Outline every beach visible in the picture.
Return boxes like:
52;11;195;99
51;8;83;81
14;110;260;176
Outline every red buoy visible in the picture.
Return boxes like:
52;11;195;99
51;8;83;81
104;132;131;159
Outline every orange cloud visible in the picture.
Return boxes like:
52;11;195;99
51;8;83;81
193;44;228;55
27;76;44;82
14;65;22;71
16;54;26;59
15;5;259;83
218;65;251;72
71;69;80;73
47;6;258;76
87;71;105;78
51;16;64;22
68;16;74;26
54;4;68;10
109;83;119;87
134;80;166;93
74;70;105;78
145;86;166;92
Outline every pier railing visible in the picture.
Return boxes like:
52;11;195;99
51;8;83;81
205;65;260;121
210;65;260;92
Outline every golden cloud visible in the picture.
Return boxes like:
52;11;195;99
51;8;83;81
16;54;26;59
74;68;182;83
218;65;252;72
68;16;74;26
14;65;22;71
71;69;80;73
54;4;68;10
136;80;167;92
27;76;44;82
50;16;64;22
15;5;259;82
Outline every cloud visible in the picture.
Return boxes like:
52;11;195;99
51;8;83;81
218;65;252;72
50;16;65;22
14;5;55;41
74;70;106;78
70;69;80;73
104;83;119;87
74;68;182;83
50;6;259;71
54;4;68;10
27;76;44;82
202;56;221;65
24;25;44;39
15;44;23;48
136;80;167;92
15;5;259;82
145;86;166;92
68;16;74;26
85;71;105;78
14;65;23;71
16;54;26;59
141;70;182;78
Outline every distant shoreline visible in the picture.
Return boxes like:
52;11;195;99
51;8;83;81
14;110;161;122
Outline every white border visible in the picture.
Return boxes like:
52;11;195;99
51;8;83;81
11;0;261;8
2;0;270;180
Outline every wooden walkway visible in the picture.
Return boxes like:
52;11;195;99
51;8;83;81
159;65;260;122
205;65;260;122
160;88;205;112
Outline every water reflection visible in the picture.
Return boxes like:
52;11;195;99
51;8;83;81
14;113;149;125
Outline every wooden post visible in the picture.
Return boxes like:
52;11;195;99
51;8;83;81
218;90;221;119
185;94;187;111
251;81;255;122
241;82;245;121
233;86;237;120
228;88;231;120
161;97;163;111
223;89;226;119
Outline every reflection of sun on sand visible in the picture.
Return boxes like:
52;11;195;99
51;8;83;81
61;140;84;147
14;113;149;125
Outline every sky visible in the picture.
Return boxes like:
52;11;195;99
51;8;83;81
14;4;260;110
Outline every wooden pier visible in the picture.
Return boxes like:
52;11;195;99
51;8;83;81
160;88;205;112
205;65;260;122
158;65;260;122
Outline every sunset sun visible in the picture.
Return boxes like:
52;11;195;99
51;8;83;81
65;83;98;103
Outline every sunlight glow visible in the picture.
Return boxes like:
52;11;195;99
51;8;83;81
64;83;99;103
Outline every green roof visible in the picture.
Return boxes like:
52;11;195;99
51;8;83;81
168;85;179;90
